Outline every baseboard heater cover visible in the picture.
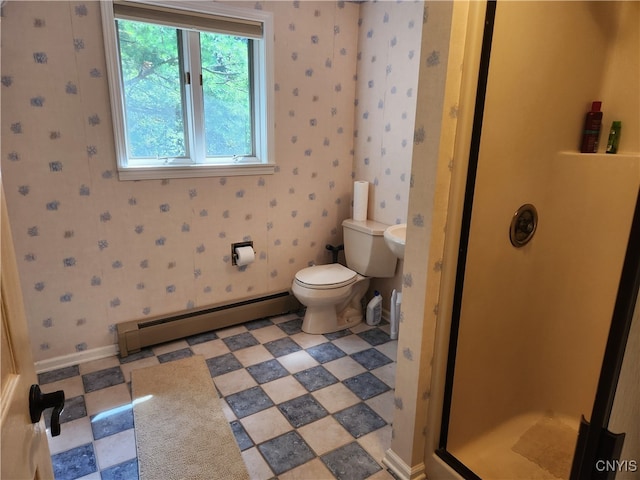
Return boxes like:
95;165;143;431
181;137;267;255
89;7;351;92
117;291;301;357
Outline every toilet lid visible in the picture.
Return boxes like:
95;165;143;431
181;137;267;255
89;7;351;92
295;264;357;289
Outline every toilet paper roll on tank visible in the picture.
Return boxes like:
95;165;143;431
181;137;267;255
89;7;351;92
353;181;369;221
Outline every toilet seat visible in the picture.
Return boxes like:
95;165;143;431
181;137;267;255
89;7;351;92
294;264;357;290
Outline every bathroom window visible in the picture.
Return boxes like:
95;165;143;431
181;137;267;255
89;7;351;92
101;1;274;180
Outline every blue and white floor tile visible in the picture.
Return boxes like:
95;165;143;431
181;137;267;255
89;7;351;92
41;312;398;480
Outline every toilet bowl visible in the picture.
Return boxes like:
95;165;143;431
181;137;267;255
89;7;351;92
292;219;398;334
292;263;370;334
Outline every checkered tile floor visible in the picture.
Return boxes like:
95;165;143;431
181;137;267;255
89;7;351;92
40;312;398;480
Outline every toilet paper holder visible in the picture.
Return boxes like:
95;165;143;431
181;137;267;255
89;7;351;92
232;241;254;265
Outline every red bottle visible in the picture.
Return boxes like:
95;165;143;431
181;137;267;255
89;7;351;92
580;101;603;153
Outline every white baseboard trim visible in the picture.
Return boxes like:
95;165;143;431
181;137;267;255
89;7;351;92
383;448;426;480
35;344;119;374
33;306;390;374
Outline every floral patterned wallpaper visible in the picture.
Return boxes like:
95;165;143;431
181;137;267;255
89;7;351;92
1;1;424;364
354;2;423;227
388;1;457;469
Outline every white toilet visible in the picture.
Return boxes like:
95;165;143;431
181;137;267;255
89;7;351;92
292;219;398;334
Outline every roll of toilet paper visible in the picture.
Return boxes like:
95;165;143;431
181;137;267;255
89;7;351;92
235;246;255;266
353;181;369;221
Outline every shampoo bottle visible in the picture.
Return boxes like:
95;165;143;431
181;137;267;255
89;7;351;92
366;291;382;326
580;101;603;153
606;121;622;154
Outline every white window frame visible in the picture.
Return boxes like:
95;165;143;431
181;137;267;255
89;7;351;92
100;0;275;180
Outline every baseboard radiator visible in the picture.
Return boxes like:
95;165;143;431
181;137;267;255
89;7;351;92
117;291;301;357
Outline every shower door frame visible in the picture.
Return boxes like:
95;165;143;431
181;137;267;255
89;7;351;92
428;1;640;478
432;1;496;478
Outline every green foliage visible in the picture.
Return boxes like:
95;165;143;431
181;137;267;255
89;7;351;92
117;19;253;160
201;32;252;156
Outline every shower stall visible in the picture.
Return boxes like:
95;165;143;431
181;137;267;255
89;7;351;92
426;1;639;479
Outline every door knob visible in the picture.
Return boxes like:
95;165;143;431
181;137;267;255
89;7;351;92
29;384;65;437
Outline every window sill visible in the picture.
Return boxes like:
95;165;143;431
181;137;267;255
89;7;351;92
117;163;276;181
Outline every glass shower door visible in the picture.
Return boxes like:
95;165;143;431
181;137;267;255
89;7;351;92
435;1;640;478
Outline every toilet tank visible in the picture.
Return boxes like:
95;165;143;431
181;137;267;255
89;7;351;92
342;219;397;278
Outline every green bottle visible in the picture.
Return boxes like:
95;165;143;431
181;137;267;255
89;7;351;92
606;121;622;154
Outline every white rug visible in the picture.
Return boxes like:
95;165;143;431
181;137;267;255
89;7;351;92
132;355;249;480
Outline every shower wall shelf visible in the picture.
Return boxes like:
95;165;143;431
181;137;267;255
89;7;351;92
559;151;640;161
